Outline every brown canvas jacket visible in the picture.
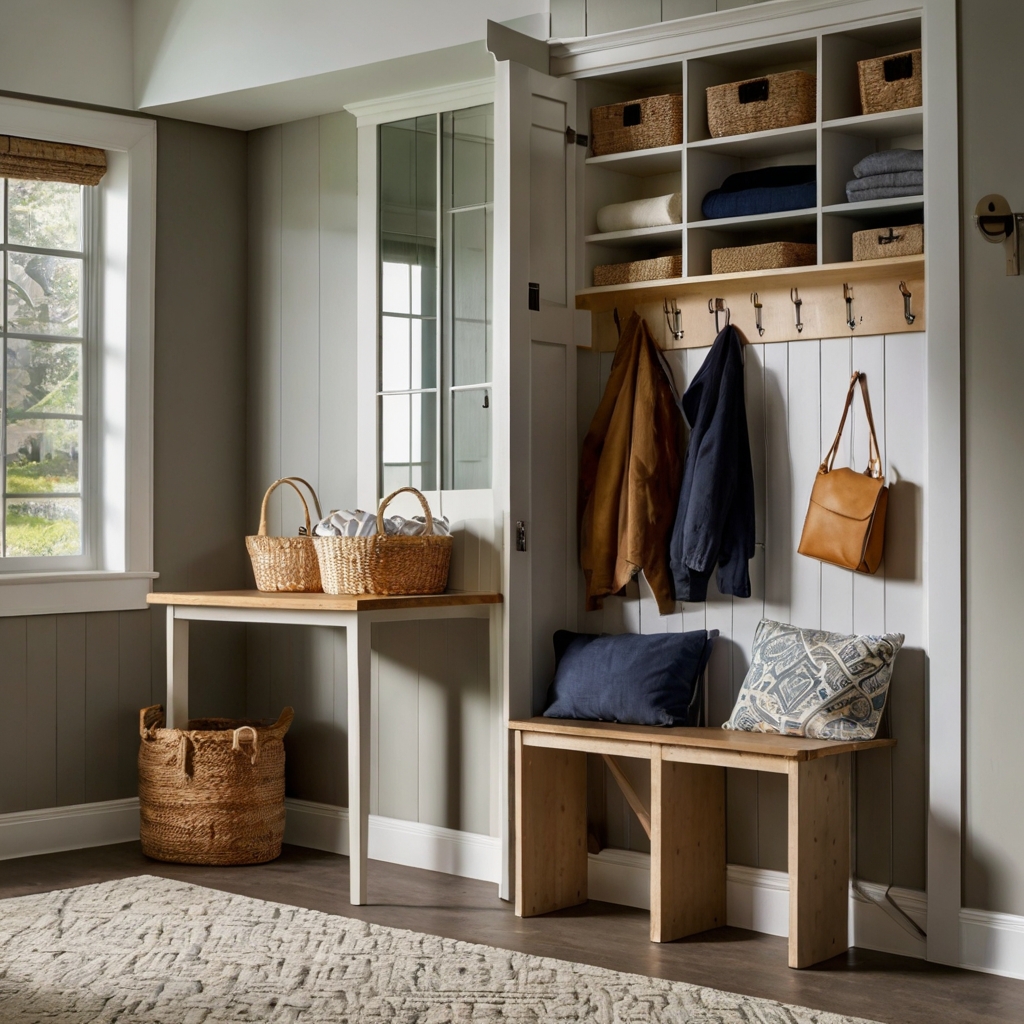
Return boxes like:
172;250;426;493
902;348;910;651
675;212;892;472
579;312;683;614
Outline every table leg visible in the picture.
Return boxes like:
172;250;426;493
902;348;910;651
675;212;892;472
165;608;189;729
788;754;852;968
650;747;726;942
346;613;371;905
514;732;587;917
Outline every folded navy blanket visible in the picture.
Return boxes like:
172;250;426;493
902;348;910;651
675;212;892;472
846;184;925;203
853;148;923;178
702;180;817;219
717;164;816;193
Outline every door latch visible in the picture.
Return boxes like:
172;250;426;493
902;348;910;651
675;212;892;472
515;521;527;552
565;126;589;147
528;282;540;311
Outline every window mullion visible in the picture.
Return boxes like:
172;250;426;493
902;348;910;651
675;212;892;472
2;177;7;556
435;110;443;495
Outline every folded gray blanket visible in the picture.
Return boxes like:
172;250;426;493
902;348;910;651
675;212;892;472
846;184;925;203
853;148;923;178
847;170;923;192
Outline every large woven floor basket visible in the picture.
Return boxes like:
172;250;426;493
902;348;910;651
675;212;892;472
246;477;323;592
314;486;453;596
138;705;293;866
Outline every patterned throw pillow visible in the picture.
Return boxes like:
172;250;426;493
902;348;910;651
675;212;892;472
724;619;904;740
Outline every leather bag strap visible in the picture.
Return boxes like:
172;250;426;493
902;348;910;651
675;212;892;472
821;372;883;479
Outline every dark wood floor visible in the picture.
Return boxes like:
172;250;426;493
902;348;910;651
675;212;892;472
2;843;1022;1024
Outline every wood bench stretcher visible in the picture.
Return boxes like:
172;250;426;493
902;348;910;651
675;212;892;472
509;717;895;969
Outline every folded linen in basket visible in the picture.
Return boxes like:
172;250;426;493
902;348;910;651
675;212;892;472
852;148;923;178
314;509;451;538
595;193;681;233
845;170;923;202
701;181;817;220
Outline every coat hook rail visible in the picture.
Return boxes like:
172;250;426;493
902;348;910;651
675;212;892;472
899;280;916;325
750;292;765;337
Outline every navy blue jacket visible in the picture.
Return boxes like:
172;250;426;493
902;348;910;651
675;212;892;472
670;325;754;602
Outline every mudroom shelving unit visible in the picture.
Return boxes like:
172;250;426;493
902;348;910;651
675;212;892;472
574;15;925;349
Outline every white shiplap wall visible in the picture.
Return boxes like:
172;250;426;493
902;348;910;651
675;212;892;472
578;333;927;887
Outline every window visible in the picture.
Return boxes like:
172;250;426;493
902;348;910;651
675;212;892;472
378;104;493;494
2;177;91;563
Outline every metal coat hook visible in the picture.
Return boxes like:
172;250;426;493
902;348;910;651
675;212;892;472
750;292;765;337
790;287;804;333
663;298;684;341
708;297;730;333
843;283;856;331
898;280;916;325
612;306;621;338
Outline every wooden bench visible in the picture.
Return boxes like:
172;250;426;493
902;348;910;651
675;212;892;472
509;717;895;968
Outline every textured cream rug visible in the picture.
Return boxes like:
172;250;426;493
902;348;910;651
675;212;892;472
0;875;882;1023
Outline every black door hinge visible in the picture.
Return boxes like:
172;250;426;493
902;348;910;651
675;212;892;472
528;282;540;311
515;521;527;552
565;127;589;148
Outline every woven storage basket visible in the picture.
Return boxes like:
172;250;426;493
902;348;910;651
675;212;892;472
858;49;922;115
593;254;683;286
138;704;293;866
706;71;816;138
246;477;323;592
853;223;923;261
314;486;453;596
590;94;682;156
711;241;817;275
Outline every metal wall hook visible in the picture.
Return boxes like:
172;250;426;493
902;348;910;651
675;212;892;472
898;280;916;325
843;283;856;331
612;306;621;338
663;298;684;341
790;287;803;333
750;292;765;337
708;297;730;333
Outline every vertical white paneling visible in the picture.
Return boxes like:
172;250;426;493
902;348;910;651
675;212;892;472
84;612;119;804
452;619;492;836
55;615;86;807
417;620;452;829
281;118;322;500
819;336;853;634
375;621;420;822
318;111;359;513
248;125;284;536
117;610;151;800
763;342;791;626
788;341;821;629
851;335;887;636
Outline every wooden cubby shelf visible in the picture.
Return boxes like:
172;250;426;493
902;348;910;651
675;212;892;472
578;14;925;341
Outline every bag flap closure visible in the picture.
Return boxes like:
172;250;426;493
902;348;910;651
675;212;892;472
809;467;884;521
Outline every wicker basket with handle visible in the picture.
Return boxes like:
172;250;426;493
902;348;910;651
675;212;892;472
138;704;293;865
853;223;923;261
706;71;816;138
590;94;682;156
246;477;323;592
314;486;453;596
711;241;817;275
858;49;922;115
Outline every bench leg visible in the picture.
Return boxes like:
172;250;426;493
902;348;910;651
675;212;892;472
515;732;588;917
650;747;726;942
788;754;851;968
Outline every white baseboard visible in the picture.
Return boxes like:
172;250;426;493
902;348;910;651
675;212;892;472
960;907;1024;981
0;798;140;861
283;798;501;884
586;848;927;960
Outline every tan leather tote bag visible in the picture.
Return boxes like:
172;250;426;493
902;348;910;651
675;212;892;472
798;372;887;574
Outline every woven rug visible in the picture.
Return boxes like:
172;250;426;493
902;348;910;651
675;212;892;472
0;875;882;1023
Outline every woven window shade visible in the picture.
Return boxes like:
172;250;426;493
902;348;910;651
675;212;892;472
0;134;107;186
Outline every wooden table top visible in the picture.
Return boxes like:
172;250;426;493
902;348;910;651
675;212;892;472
148;590;503;612
510;717;895;760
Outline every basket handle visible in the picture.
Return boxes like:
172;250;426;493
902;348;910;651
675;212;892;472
139;704;164;740
268;706;295;737
375;486;434;537
232;725;261;765
257;478;312;537
283;477;323;522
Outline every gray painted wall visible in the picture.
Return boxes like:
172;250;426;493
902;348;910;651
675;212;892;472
961;3;1024;917
0;118;250;816
550;0;774;38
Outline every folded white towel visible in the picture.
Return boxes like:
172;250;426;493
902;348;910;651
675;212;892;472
314;509;450;538
595;193;682;234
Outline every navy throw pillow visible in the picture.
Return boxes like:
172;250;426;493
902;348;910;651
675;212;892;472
543;629;716;727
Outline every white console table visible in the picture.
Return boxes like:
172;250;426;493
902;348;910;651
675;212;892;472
147;589;503;905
